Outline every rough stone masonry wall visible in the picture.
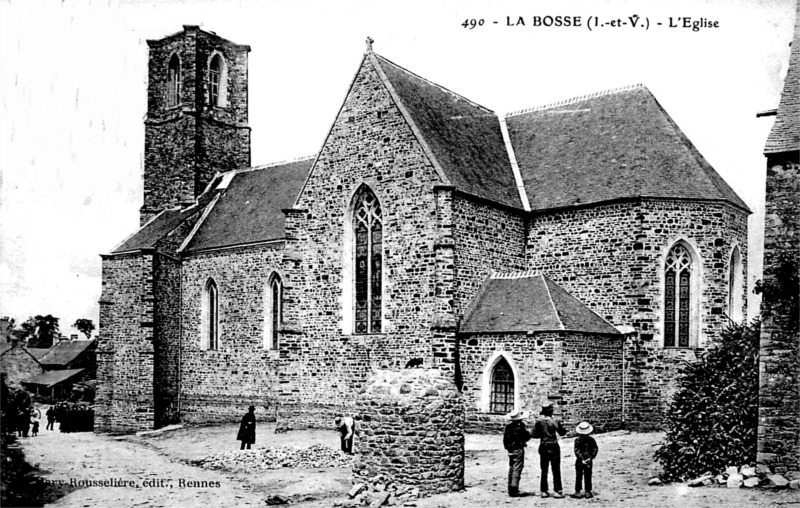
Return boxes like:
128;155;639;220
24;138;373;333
153;253;181;427
354;369;464;497
526;199;748;429
452;194;526;317
180;244;284;424
277;57;445;422
758;154;800;474
0;346;43;388
96;253;156;433
457;332;622;433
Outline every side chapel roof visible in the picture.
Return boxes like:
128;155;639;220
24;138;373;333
765;4;800;154
460;272;620;335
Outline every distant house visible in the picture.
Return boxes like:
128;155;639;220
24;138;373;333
37;340;97;377
22;369;89;399
0;340;44;389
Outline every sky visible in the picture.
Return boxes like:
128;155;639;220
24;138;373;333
0;0;795;335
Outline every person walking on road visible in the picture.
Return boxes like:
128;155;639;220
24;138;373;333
531;402;567;498
503;409;531;497
237;405;256;450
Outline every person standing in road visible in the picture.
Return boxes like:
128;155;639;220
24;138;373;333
237;405;256;450
334;415;355;454
571;421;599;499
46;407;55;431
503;409;531;497
531;401;567;498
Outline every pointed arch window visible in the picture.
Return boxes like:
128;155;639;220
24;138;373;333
203;278;219;350
264;274;283;350
353;187;382;334
167;54;181;106
490;358;514;414
664;244;696;348
208;54;223;106
728;246;743;322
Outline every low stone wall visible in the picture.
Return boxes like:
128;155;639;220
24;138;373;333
353;368;464;497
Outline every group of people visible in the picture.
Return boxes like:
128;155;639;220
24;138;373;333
504;402;598;499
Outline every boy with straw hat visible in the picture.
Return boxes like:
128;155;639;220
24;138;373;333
503;409;531;497
571;421;599;499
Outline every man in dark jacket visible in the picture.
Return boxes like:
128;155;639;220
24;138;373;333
572;421;599;498
237;406;256;450
531;402;567;498
503;409;531;497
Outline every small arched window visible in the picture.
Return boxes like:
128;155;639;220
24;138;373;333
167;54;181;106
664;243;698;348
490;358;514;414
728;246;743;322
208;54;223;106
353;187;383;334
264;274;283;350
202;278;219;350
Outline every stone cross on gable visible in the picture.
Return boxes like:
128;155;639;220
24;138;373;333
365;36;374;53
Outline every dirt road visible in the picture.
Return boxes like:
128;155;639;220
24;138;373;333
16;419;800;508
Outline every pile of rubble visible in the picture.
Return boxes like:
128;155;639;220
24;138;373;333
194;444;353;473
648;463;800;490
333;474;421;508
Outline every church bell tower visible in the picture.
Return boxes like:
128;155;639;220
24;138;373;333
141;25;251;225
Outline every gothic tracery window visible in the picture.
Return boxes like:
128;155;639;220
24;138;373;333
353;188;382;334
664;244;693;348
490;358;514;414
167;54;181;106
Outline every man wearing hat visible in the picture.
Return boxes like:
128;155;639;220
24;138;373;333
237;405;257;450
572;421;598;499
531;401;567;498
334;414;355;454
503;409;531;497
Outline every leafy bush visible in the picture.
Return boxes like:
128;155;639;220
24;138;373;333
654;321;759;481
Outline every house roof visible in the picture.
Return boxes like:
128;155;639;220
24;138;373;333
38;340;95;366
184;158;314;252
372;54;523;210
0;342;10;355
506;85;750;212
113;206;203;253
27;348;51;361
460;272;621;335
22;369;84;388
765;6;800;154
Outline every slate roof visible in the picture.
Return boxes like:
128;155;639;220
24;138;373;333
373;55;523;209
38;340;95;367
27;348;51;361
506;85;750;212
460;272;620;335
113;205;203;253
184;158;313;252
765;5;800;154
22;369;84;388
0;342;10;356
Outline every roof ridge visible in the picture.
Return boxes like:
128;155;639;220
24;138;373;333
540;273;566;331
249;155;318;171
491;270;541;279
506;83;645;117
373;53;495;115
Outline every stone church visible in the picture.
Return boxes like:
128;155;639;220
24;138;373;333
96;26;749;433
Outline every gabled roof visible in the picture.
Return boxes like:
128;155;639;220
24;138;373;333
460;272;620;335
0;342;10;356
38;340;95;366
113;205;204;253
22;369;84;388
183;158;313;252
765;5;800;154
27;348;51;361
371;54;523;210
506;85;750;212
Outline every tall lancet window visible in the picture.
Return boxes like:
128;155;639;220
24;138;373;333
353;188;382;334
203;278;219;350
264;274;282;350
664;244;694;348
167;54;181;106
208;54;222;106
728;246;743;322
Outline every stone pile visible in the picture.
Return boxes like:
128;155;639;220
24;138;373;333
333;474;421;508
650;463;800;490
194;444;353;473
353;368;465;498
